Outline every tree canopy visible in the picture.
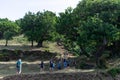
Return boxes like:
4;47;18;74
20;11;57;47
55;0;120;67
0;18;20;46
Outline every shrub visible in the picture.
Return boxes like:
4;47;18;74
76;61;90;69
108;68;120;77
80;61;86;69
97;58;108;69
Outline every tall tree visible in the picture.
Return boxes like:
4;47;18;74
0;18;10;39
20;12;36;47
56;7;79;51
0;18;20;46
56;0;120;67
20;11;57;47
35;11;57;47
77;17;118;67
74;0;120;57
4;31;14;46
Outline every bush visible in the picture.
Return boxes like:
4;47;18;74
97;58;108;69
108;68;120;77
97;52;110;69
79;61;86;69
76;61;94;69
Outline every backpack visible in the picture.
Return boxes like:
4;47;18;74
16;61;20;68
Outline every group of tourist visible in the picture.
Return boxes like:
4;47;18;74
16;52;74;74
40;58;70;71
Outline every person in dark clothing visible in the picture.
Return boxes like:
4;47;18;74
39;61;44;71
49;59;55;70
66;60;70;68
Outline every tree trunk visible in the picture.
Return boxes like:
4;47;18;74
95;37;107;68
95;46;105;67
37;40;43;47
5;39;8;46
31;40;34;47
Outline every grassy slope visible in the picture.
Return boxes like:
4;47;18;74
0;35;120;79
0;35;65;54
0;35;68;78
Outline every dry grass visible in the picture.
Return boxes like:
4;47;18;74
2;68;120;80
0;35;65;54
0;61;42;79
0;61;95;79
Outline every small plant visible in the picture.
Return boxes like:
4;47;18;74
75;61;87;69
97;58;108;69
108;68;120;77
80;61;86;69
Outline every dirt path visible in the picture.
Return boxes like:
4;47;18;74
2;70;120;80
0;61;94;79
1;61;120;80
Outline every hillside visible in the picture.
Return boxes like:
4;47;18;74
0;35;120;80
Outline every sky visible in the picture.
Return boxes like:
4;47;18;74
0;0;80;21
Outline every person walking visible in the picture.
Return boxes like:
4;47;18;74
57;60;62;70
39;61;44;71
49;59;55;71
63;59;67;68
16;59;22;74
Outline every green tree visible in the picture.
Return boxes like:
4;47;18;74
56;7;79;51
0;18;10;39
15;19;22;34
20;12;36;47
35;11;57;47
77;17;118;67
74;0;120;57
20;11;57;47
56;0;120;67
4;31;14;46
0;18;20;46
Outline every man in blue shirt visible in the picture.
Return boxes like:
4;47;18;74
16;59;22;74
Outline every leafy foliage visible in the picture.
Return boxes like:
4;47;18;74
35;11;57;47
108;68;120;77
20;11;57;47
55;0;120;68
0;18;20;46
